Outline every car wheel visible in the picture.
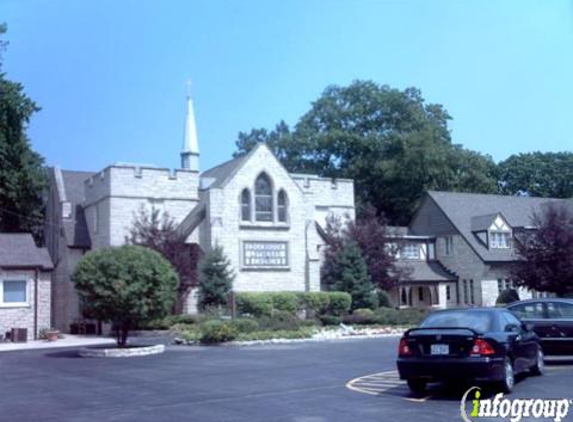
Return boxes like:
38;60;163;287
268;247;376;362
530;347;545;376
407;379;427;393
497;357;515;394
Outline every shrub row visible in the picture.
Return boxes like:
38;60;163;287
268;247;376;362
235;291;352;317
341;307;429;326
140;314;198;330
193;311;320;343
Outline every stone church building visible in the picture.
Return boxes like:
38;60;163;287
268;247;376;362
44;94;355;332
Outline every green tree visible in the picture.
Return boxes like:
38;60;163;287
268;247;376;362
198;244;235;311
0;24;47;241
234;80;497;224
126;207;202;311
498;152;573;198
73;245;178;347
326;241;376;310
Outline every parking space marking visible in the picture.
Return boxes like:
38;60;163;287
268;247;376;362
346;370;431;401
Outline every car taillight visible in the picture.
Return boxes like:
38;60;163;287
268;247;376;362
399;338;413;357
470;339;495;356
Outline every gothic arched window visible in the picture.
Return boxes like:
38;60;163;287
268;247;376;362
255;173;273;222
277;189;288;223
241;188;251;221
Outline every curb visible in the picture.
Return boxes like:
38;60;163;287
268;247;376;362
78;344;165;358
231;332;404;346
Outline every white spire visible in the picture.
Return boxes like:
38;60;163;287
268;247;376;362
181;80;199;170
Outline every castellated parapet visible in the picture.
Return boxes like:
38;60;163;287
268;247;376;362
83;164;200;248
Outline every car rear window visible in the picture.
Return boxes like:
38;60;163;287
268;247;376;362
547;302;573;319
420;311;493;333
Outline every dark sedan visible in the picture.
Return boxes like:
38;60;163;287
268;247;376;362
507;298;573;355
396;308;543;393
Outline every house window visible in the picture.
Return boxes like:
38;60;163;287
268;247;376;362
446;285;451;301
402;243;420;260
418;287;424;302
277;189;288;223
463;280;468;304
498;278;513;293
470;279;475;304
490;231;511;249
255;173;273;222
445;236;454;255
241;189;251;221
1;280;28;306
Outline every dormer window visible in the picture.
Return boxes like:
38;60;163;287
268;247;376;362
489;215;511;249
490;231;511;249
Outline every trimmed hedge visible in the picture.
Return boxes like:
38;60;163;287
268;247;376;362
271;292;300;314
199;320;238;343
235;293;274;317
141;314;198;330
299;292;331;315
318;314;341;326
327;292;352;316
235;291;352;317
341;307;429;326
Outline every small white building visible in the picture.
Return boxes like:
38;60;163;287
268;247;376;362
45;93;355;331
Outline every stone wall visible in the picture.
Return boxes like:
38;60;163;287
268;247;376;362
0;270;51;341
83;165;200;247
202;146;355;296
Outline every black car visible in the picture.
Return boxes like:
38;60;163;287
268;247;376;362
396;308;543;394
507;298;573;355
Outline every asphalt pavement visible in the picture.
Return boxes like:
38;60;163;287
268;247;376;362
0;337;571;422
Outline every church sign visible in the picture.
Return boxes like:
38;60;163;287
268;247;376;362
243;241;289;268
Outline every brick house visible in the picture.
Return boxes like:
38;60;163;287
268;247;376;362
0;233;53;340
45;94;355;332
392;191;569;309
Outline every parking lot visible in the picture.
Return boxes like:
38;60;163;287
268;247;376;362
1;337;572;422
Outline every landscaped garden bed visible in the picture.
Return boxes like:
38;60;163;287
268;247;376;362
140;292;430;346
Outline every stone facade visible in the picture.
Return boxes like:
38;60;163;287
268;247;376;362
46;143;355;327
398;191;550;309
83;165;200;248
0;270;51;341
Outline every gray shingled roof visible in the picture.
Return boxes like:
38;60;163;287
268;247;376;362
426;191;570;262
397;260;456;283
0;233;53;270
61;170;94;248
470;213;500;231
200;156;247;189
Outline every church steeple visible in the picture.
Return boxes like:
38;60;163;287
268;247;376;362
181;81;200;171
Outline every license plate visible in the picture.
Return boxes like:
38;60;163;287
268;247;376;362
431;344;449;355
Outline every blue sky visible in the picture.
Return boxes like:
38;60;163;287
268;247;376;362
2;0;572;172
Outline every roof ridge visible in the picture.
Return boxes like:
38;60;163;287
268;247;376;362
428;190;565;201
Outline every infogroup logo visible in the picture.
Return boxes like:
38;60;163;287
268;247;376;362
460;387;572;422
